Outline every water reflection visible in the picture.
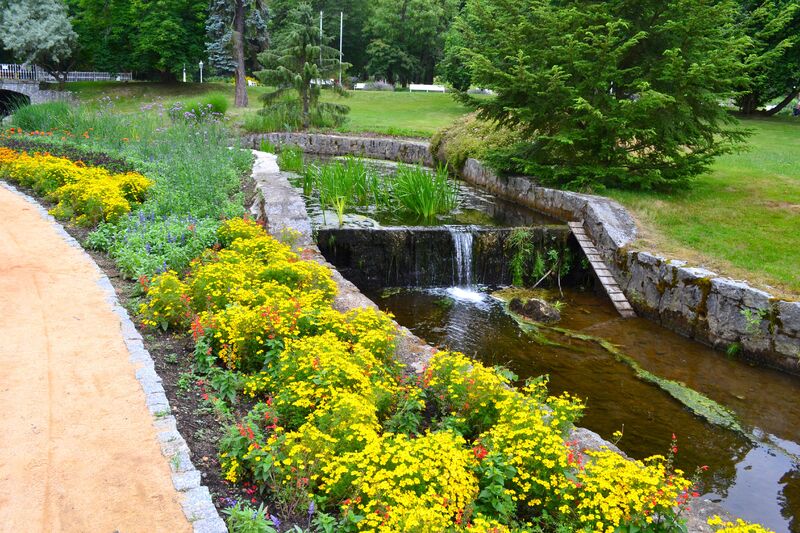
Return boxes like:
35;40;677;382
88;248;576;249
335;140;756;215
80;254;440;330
370;286;800;532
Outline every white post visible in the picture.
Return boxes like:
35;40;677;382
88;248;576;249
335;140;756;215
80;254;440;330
182;64;186;83
339;12;343;85
319;11;323;66
199;61;204;83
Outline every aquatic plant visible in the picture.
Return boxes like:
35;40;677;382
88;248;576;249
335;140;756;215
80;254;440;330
393;162;458;219
276;145;304;173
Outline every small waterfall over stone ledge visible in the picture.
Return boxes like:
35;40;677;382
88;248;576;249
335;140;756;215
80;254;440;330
316;225;577;290
449;226;474;287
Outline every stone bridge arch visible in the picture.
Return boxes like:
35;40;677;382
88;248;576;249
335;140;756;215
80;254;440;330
0;80;71;117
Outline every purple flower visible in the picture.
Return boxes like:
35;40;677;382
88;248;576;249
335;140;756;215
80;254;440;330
308;500;316;517
269;514;281;528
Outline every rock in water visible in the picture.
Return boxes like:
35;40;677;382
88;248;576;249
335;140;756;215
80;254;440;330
509;297;561;324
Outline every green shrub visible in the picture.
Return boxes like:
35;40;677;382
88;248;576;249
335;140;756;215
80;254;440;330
243;94;347;133
430;113;526;172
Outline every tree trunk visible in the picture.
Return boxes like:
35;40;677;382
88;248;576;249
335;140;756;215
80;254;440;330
763;86;799;116
738;92;758;114
233;0;249;108
302;86;310;129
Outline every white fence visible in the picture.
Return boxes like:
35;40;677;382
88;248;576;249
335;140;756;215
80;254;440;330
0;64;133;82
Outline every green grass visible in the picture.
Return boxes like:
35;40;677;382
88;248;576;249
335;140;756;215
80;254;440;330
608;116;800;296
321;90;469;137
58;81;469;137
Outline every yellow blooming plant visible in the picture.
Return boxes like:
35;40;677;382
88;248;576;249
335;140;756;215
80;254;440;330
320;430;479;532
135;217;770;532
137;270;191;330
0;148;151;225
707;516;775;533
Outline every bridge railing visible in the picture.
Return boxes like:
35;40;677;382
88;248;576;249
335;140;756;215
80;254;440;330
0;64;132;82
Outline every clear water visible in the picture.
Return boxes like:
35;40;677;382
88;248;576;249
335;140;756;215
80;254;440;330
369;286;800;533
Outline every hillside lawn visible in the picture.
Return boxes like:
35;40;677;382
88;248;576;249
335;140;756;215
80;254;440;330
55;82;800;295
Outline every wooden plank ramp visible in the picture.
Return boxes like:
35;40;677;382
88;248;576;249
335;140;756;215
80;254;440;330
568;221;636;318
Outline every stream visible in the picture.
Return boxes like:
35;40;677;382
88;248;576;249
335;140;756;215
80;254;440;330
368;285;800;533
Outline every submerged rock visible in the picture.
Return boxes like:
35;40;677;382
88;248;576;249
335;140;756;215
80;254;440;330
509;297;561;324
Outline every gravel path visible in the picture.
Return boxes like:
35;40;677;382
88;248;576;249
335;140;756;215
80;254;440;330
0;185;192;533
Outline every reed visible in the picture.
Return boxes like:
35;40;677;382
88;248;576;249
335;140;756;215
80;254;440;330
393;163;458;219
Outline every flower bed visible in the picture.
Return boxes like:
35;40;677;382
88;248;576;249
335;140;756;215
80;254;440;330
0;146;151;226
140;217;731;532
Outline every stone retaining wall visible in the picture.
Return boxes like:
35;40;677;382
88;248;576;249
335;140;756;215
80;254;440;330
243;132;434;166
459;156;800;373
245;132;800;374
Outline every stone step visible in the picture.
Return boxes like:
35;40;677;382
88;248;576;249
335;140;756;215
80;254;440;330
568;220;635;319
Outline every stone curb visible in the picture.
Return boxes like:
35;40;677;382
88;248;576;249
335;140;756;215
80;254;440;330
0;182;227;533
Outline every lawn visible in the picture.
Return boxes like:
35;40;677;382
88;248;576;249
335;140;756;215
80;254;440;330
608;116;800;296
52;81;800;294
61;81;468;137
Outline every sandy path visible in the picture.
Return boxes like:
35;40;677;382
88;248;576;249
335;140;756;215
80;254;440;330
0;187;191;533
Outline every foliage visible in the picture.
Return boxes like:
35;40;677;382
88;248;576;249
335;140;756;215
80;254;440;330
276;146;304;173
454;0;751;190
430;113;527;172
268;0;374;78
438;23;472;91
0;0;78;84
736;0;800;115
133;215;769;531
205;0;269;76
7;102;74;133
223;502;278;533
167;98;228;124
363;0;459;85
85;213;220;278
138;270;191;330
0;135;135;174
0;147;151;226
255;2;350;130
12;103;252;220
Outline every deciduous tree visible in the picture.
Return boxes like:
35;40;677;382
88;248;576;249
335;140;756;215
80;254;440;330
0;0;78;86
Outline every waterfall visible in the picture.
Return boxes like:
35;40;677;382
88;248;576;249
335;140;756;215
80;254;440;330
449;227;474;287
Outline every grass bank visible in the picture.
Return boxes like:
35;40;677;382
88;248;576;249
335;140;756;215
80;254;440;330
57;81;469;138
608;116;800;296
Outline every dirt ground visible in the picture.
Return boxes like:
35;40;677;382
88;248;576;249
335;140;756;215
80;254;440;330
0;186;190;533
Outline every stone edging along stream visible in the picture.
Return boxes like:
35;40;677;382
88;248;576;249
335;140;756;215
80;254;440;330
0;183;227;533
245;150;726;531
243;132;800;375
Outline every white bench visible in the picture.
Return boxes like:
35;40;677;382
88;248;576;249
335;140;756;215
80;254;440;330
409;83;446;93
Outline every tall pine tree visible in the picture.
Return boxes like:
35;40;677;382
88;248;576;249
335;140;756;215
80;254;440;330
256;2;349;129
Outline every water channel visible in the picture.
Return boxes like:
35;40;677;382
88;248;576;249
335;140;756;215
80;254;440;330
292;155;800;531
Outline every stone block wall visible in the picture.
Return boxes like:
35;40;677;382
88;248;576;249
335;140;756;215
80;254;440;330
244;132;434;166
459;157;800;373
